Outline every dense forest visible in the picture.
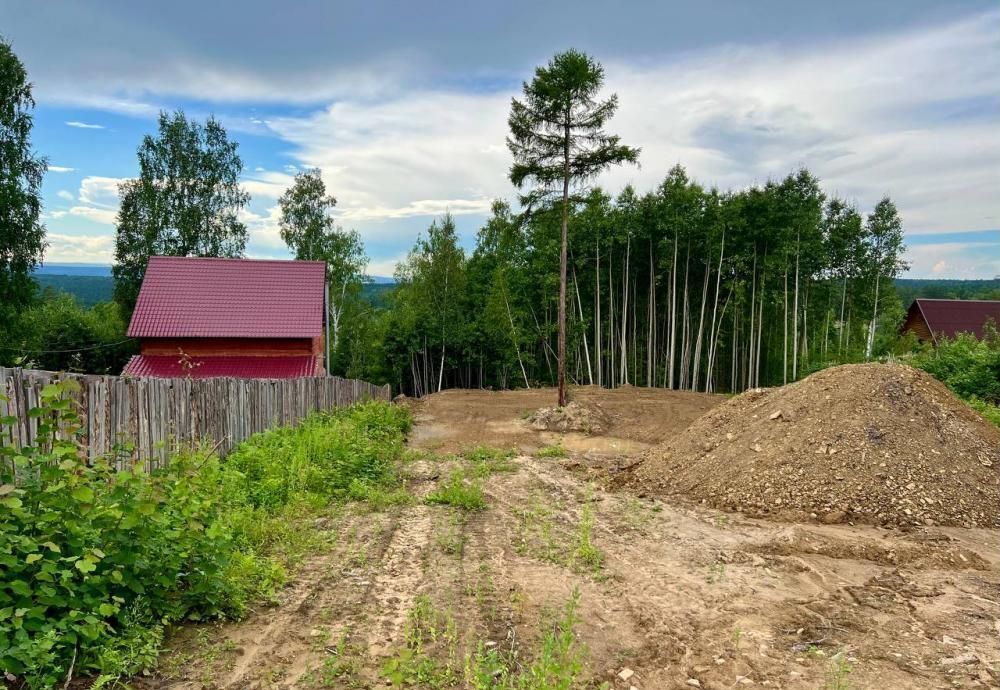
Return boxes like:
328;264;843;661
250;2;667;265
0;38;989;400
334;167;910;395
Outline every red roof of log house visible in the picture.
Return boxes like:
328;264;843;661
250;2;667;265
127;256;326;338
123;256;327;379
902;299;1000;344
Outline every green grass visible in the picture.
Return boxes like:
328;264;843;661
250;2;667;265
464;590;588;690
535;444;567;458
464;446;518;477
425;468;487;510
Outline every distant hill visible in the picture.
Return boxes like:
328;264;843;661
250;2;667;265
29;270;1000;312
31;265;397;309
895;278;1000;305
36;274;114;307
35;263;112;277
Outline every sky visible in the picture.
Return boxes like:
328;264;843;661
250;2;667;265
2;0;998;279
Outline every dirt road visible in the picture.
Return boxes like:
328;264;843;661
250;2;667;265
150;387;1000;689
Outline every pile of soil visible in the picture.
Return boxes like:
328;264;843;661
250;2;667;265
626;363;1000;528
528;400;613;434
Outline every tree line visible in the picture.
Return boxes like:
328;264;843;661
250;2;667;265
1;38;909;397
343;167;908;396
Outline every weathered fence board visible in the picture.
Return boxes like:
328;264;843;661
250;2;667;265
0;368;391;468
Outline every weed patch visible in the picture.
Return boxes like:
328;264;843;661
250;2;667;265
0;382;410;688
426;468;487;510
534;444;567;458
465;446;518;477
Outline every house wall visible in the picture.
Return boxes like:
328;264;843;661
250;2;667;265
140;337;324;357
902;311;934;343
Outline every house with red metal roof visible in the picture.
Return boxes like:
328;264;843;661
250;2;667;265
901;298;1000;345
122;256;327;379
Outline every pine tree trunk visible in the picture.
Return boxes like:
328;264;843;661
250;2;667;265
557;118;570;406
668;231;678;389
792;233;800;381
705;230;725;391
620;233;631;385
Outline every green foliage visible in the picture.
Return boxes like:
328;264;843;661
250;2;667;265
223;400;411;510
909;327;1000;405
425;469;486;511
0;293;134;372
32;275;114;307
382;596;459;689
113;110;250;311
535;445;567;459
278;167;367;366
0;383;410;687
0;38;47;326
571;501;603;574
908;324;1000;428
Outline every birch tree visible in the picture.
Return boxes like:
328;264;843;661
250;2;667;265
278;168;367;354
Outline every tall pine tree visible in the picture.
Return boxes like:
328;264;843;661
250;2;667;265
508;50;639;406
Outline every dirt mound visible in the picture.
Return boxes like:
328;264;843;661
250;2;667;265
527;400;613;434
626;363;1000;528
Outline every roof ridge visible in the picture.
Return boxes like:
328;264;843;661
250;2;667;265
915;298;1000;303
149;255;326;265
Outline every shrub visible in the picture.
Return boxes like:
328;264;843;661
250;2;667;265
0;383;411;688
908;324;1000;428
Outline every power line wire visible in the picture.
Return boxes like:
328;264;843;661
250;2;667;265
0;338;136;354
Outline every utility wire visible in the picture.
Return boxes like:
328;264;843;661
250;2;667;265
0;338;136;354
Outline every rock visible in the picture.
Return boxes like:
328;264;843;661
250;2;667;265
940;652;977;666
822;510;848;524
686;680;702;688
769;410;783;420
617;668;634;682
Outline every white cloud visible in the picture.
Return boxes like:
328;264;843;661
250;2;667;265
49;166;75;173
45;233;115;263
261;9;997;244
65;121;105;129
366;255;405;279
56;190;74;201
77;176;124;208
241;170;295;200
906;241;1000;279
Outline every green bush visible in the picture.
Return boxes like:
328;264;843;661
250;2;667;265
0;294;135;373
0;382;411;688
908;323;1000;427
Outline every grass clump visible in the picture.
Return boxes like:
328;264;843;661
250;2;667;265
382;596;460;689
534;444;567;459
0;382;410;689
465;590;588;690
465;446;517;477
571;500;604;574
425;468;487;510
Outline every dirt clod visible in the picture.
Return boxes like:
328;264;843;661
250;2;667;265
527;400;613;434
625;363;1000;527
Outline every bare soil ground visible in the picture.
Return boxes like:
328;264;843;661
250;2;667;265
145;386;1000;690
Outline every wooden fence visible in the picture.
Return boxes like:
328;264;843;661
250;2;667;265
0;367;391;468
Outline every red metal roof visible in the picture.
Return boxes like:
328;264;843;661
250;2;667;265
122;354;321;379
128;256;326;338
910;299;1000;342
